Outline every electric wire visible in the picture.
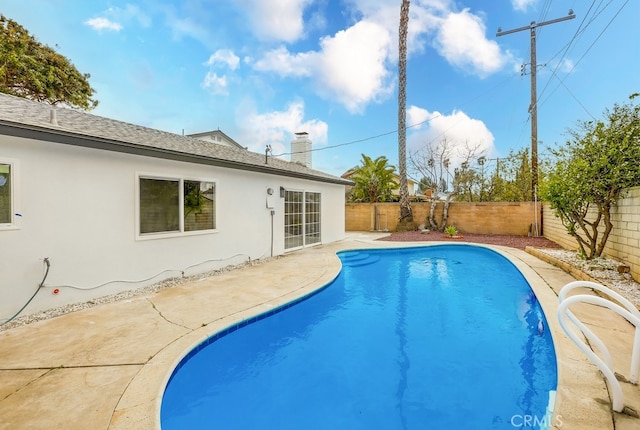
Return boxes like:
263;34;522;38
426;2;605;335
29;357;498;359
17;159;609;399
46;253;255;291
273;72;524;158
0;258;50;327
538;0;629;111
537;0;612;109
1;246;276;327
271;118;438;158
537;0;596;94
515;0;622;135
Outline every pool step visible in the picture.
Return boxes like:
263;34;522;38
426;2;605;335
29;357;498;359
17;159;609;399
341;253;380;267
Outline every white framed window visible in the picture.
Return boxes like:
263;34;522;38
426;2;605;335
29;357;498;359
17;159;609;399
137;174;216;239
0;158;20;230
284;189;321;250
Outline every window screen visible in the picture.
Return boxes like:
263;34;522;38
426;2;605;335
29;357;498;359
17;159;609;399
184;180;215;231
0;163;11;224
139;178;180;234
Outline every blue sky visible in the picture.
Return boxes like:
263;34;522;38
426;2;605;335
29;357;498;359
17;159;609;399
2;0;637;178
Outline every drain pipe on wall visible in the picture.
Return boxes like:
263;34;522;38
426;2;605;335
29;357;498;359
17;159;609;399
267;187;276;257
0;257;50;327
270;210;275;257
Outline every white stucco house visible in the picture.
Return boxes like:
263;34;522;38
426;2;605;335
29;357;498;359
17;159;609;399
0;93;352;321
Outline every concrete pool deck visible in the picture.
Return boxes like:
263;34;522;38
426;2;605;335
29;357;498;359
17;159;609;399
1;233;639;429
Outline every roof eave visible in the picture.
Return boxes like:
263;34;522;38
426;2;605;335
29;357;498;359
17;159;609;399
0;121;353;186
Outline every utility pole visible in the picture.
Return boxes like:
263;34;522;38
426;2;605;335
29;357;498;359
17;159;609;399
497;10;575;201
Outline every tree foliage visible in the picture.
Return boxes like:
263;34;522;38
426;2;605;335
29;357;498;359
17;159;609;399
347;154;397;203
412;145;537;203
485;148;534;202
541;95;640;259
0;14;97;109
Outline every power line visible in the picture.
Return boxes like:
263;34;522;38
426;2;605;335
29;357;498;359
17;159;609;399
497;10;577;201
273;72;523;158
538;0;629;112
537;0;597;102
271;114;441;157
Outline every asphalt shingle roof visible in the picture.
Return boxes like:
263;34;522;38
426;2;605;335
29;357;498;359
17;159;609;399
0;92;352;185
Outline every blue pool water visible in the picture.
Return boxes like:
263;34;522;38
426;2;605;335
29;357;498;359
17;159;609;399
161;245;557;429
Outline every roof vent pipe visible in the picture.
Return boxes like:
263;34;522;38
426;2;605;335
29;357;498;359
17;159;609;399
49;108;58;126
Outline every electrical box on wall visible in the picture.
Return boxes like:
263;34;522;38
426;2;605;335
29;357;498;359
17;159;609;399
266;187;275;209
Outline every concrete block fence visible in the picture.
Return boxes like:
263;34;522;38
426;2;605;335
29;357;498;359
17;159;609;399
542;186;640;282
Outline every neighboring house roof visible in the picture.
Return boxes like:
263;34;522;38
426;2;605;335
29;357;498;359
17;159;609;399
0;93;352;186
187;129;246;150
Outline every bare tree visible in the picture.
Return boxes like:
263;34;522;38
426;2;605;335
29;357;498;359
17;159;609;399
409;137;484;230
409;137;453;194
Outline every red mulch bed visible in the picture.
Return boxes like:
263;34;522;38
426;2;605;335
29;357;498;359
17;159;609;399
378;230;562;251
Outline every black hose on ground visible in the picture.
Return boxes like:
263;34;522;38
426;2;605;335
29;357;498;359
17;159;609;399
0;258;50;327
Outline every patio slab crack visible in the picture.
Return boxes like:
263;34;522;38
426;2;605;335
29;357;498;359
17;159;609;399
145;297;191;330
1;368;54;401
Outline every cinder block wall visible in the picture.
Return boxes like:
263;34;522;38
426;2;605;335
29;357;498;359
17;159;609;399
542;186;640;282
345;201;540;236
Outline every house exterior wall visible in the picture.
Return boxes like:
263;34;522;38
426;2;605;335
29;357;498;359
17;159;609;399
0;135;345;318
542;186;640;282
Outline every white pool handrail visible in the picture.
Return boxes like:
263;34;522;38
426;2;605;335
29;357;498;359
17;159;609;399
558;280;640;413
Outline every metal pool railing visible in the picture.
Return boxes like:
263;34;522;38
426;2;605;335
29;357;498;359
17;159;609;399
558;280;640;413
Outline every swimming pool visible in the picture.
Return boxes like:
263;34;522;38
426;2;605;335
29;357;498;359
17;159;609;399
161;245;557;429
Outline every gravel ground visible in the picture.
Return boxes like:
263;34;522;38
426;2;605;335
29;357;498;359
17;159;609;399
0;257;276;332
2;233;638;331
536;248;640;307
381;231;640;307
378;230;562;250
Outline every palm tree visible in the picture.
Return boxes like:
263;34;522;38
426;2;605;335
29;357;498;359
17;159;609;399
397;0;414;229
347;154;396;202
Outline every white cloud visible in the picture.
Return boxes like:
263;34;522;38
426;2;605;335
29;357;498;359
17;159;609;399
84;17;122;32
241;0;313;42
205;49;241;70
236;100;328;157
253;47;313;77
512;0;538;12
107;4;151;28
434;9;506;77
407;105;430;130
252;20;394;113
202;73;229;95
202;51;240;95
121;4;152;28
316;20;394;112
85;5;150;33
407;106;495;166
247;2;511;112
169;16;210;43
349;1;510;78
